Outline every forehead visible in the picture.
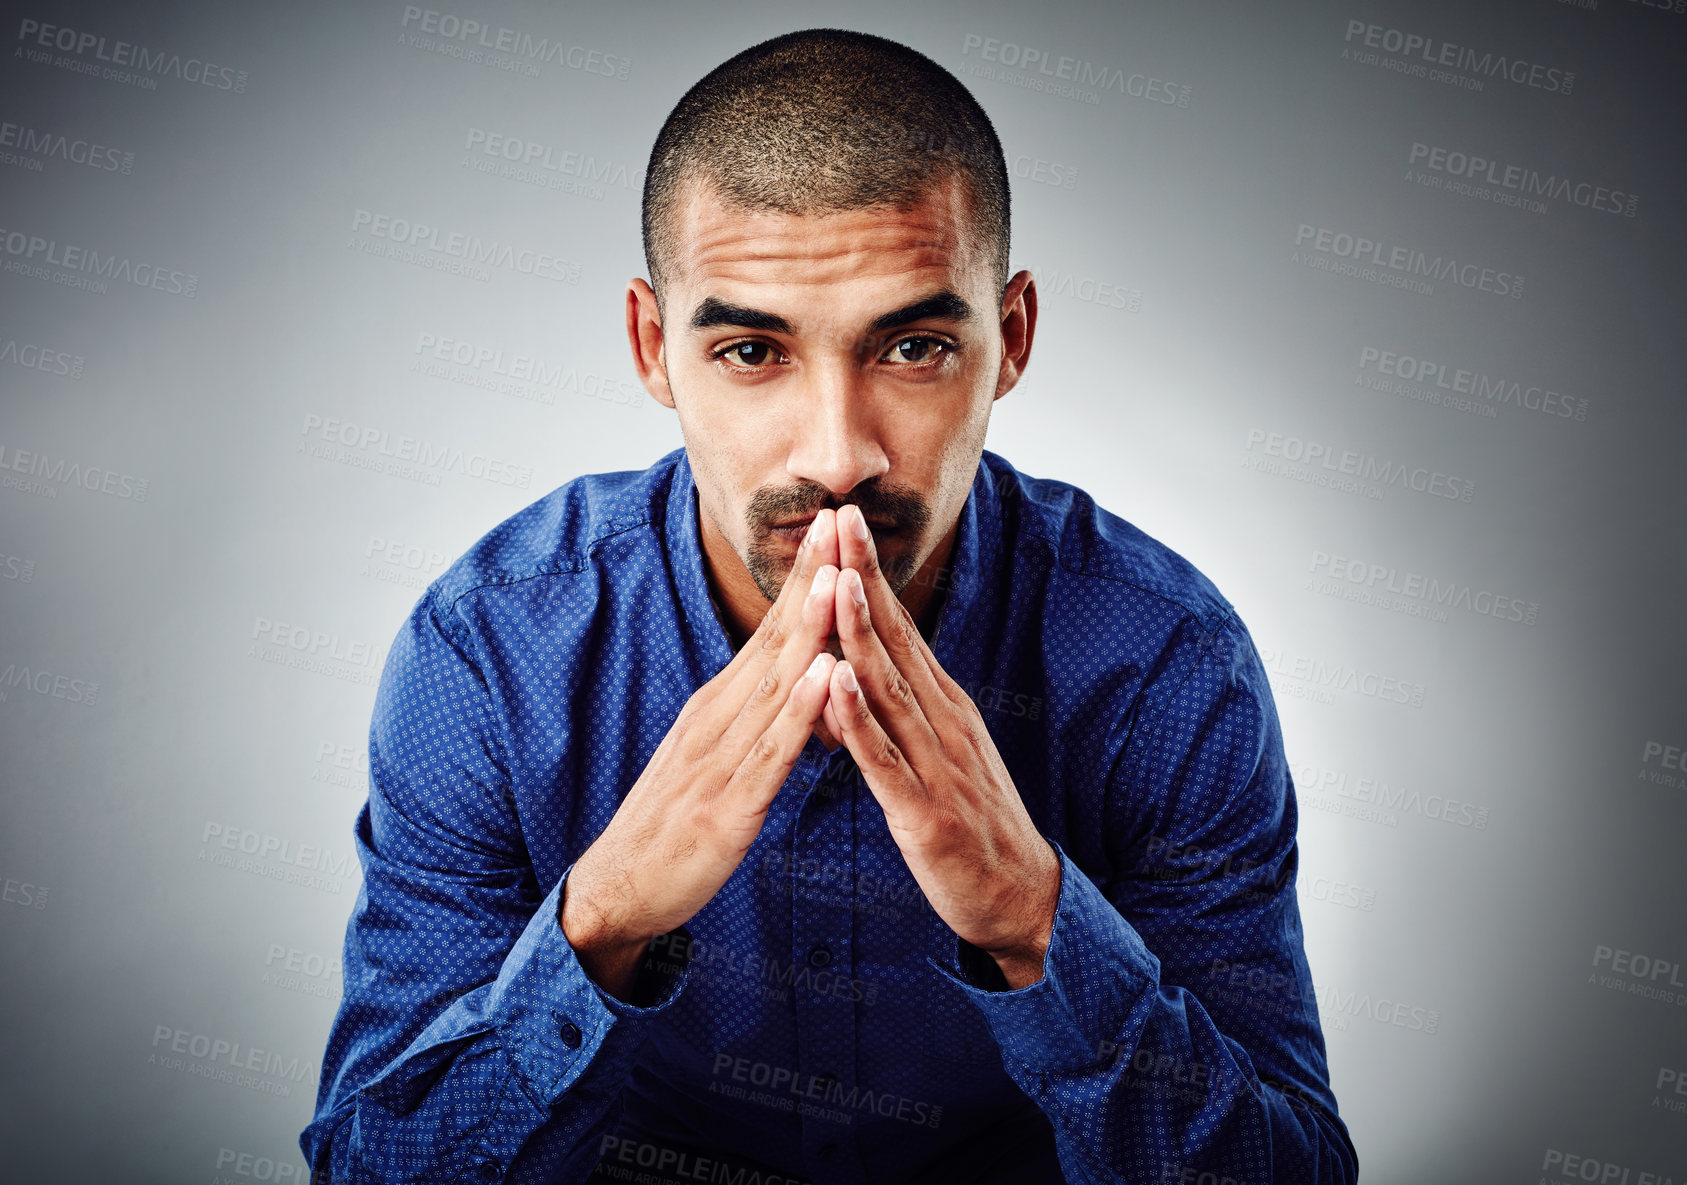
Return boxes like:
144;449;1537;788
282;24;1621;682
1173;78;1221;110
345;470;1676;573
666;175;986;306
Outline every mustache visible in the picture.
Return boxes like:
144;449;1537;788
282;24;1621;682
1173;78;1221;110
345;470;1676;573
744;479;931;535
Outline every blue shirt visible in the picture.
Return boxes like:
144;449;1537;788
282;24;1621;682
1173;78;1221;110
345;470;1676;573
301;447;1357;1184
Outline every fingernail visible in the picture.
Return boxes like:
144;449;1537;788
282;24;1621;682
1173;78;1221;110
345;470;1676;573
840;663;859;693
849;505;870;542
847;569;867;606
806;653;828;681
806;565;835;600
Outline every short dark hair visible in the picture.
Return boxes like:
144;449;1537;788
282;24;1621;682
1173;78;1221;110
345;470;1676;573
641;28;1011;310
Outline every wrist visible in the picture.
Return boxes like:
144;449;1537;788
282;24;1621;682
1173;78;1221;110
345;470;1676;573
559;865;656;1002
982;842;1060;988
989;946;1048;991
558;867;647;954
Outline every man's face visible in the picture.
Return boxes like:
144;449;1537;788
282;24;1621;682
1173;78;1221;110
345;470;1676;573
637;174;1024;607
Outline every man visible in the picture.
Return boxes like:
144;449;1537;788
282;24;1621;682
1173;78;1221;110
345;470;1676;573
302;28;1357;1185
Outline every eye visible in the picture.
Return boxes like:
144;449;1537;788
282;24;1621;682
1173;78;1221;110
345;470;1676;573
883;336;950;365
715;340;782;369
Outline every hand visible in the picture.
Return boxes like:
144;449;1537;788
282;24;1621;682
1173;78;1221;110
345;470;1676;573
823;504;1061;990
561;510;844;998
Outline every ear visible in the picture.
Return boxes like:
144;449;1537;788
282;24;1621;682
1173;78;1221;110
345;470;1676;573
626;278;674;409
994;269;1037;401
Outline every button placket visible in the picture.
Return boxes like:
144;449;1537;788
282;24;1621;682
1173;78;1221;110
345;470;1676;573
791;750;865;1180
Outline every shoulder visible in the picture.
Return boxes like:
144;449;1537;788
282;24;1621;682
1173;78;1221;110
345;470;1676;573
422;448;682;640
983;450;1236;640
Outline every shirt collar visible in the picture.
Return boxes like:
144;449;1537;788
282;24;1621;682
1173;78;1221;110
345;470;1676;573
663;448;1003;684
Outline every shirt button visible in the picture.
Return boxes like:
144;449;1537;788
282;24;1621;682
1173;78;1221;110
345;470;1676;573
818;1142;838;1162
558;1019;582;1049
808;944;832;968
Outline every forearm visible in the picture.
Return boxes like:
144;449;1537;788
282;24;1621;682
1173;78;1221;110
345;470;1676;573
305;864;694;1183
935;843;1355;1185
1035;985;1357;1185
302;1044;558;1185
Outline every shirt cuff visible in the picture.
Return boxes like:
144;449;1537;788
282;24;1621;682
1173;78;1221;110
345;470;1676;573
485;861;693;1108
925;839;1157;1074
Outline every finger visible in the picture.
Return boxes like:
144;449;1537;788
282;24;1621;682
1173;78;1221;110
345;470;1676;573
835;503;949;704
828;659;926;813
845;501;971;709
723;650;837;811
833;565;941;762
693;508;839;739
717;561;837;758
731;507;841;679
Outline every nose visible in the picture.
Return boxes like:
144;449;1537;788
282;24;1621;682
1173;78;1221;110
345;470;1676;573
784;357;888;497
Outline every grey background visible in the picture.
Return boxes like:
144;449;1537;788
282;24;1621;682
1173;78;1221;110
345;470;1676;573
1;0;1683;1181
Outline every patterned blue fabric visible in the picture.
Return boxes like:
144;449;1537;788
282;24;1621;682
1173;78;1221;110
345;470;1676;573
301;447;1357;1184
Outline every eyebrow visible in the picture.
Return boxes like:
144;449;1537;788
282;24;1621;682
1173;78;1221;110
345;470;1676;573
685;289;974;336
688;297;792;334
867;290;973;333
